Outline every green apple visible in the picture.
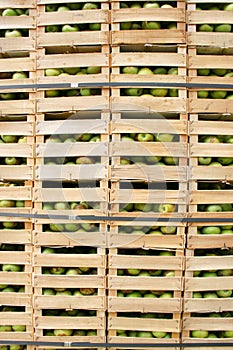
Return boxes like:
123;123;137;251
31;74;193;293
216;290;232;298
150;88;168;97
49;223;64;232
164;157;178;165
43;288;55;295
0;93;16;100
160;292;173;298
193;292;202;298
221;203;233;211
2;8;18;16
54;329;73;336
146;155;162;164
210;91;227;99
63;67;80;74
18;136;27;143
45;68;61;76
152;331;167;338
42;247;55;254
62;24;79;32
143;2;160;9
2;264;21;272
124;88;143;96
160;226;177;234
64;223;80;232
138;67;153;75
205;204;222;212
127;268;140;275
136;133;154;142
2;222;18;229
82;3;98;10
158;203;175;213
191;330;209;338
199;24;214;32
134;203;153;212
215;24;232;32
121;22;131;30
80;88;91;96
89;23;101;30
2;287;15;292
12;72;28;79
222;331;233;338
0;325;12;332
45;90;59;97
161;4;173;8
156;133;174;142
57;6;70;11
46;5;57;11
142;21;161;29
5;29;22;37
198;90;209;98
122;66;138;74
12;325;26;332
76;156;94;164
201;226;221;234
203;136;220;143
126;291;142;298
0;200;15;207
224;4;233;11
213;68;227;76
168;68;178;75
46;25;59;32
198;69;210;76
50;267;66;274
86;66;101;74
137;331;153;338
54;202;69;210
154;67;167;74
217;157;232;165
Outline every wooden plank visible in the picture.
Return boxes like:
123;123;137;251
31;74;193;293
38;52;108;68
33;187;107;202
188;33;233;48
36;119;108;135
0;251;30;265
34;232;106;248
109;255;183;270
184;298;233;313
38;10;109;25
35;316;103;329
111;141;186;157
190;190;233;204
36;142;108;157
111;30;185;45
37;96;109;112
0;312;32;325
0;38;35;53
111;119;187;134
0;57;34;72
0;100;35;115
189;54;233;69
34;275;105;288
0;166;33;180
0;230;31;244
112;8;185;22
34;295;105;309
112;52;185;67
0;122;33;134
188;235;233;250
109;317;179;332
111;97;186;113
38;32;109;47
190;166;233;180
186;256;233;270
110;189;187;204
108;276;182;291
108;297;182;313
0;144;33;157
0;186;31;200
111;74;185;84
184;317;233;330
188;10;233;24
190;120;233;135
185;277;233;291
111;165;187;181
0;272;31;285
0;16;35;30
0;0;35;7
34;253;105;268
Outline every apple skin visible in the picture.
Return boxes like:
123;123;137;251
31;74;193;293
5;30;22;38
2;8;18;16
152;331;167;338
12;325;26;332
136;133;154;142
53;329;73;336
216;290;232;298
62;24;79;32
201;226;221;235
158;203;175;213
12;72;28;80
2;264;21;272
191;330;209;338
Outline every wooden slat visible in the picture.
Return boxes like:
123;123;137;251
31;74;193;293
33;187;107;202
1;230;31;244
186;256;233;270
0;272;31;285
190;190;233;204
185;277;233;291
34;253;105;267
34;295;105;309
109;317;179;332
38;9;108;25
0;144;33;157
0;100;35;115
35;315;103;329
0;186;31;200
0;16;35;30
112;52;185;67
187;235;233;250
190;120;233;135
109;255;183;269
188;33;233;48
0;166;33;180
189;54;233;69
0;38;35;53
0;312;32;325
188;10;233;24
0;251;30;265
38;32;109;47
184;298;233;313
109;276;182;290
111;30;185;45
0;57;34;72
112;8;185;22
34;274;105;288
36;119;108;134
190;166;233;180
0;0;35;7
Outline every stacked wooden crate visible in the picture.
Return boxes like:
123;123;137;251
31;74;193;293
184;0;233;346
108;0;187;347
33;0;110;347
0;1;36;349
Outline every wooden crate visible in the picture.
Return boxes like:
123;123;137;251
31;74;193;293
188;47;233;114
0;224;33;342
0;118;34;181
0;1;36;53
108;221;185;250
111;0;186;45
37;0;109;48
108;247;184;346
183;246;233;347
33;238;106;344
187;0;233;48
188;113;233;225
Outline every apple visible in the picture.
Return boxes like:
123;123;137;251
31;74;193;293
86;66;101;74
138;67;153;75
54;202;69;210
210;91;227;99
217;157;233;165
158;203;175;213
124;88;143;96
46;25;60;32
222;331;233;338
2;264;21;272
191;330;209;338
45;90;60;97
5;30;22;38
0;200;15;207
143;2;159;9
215;24;232;32
160;226;177;234
89;23;101;30
76;156;94;164
45;68;61;76
62;24;79;32
199;24;214;32
216;290;232;298
136;133;154;142
127;268;140;276
2;8;18;16
49;223;64;232
0;325;12;332
64;223;80;232
142;21;161;29
122;67;138;74
154;67;167;74
198;90;209;98
82;3;98;10
50;267;66;274
12;325;26;332
224;4;233;11
152;331;167;338
205;204;222;212
201;226;221;234
198;69;210;76
134;203;153;212
46;5;57;11
54;329;73;336
150;88;168;97
2;222;18;229
156;133;174;142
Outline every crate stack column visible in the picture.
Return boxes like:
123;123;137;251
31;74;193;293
33;0;110;348
0;1;37;349
109;0;187;347
184;0;233;346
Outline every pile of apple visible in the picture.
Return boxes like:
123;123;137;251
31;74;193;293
197;90;233;99
44;328;97;337
0;135;27;165
198;135;233;165
120;202;176;213
0;72;29;101
43;201;99;211
45;3;101;33
197;182;233;213
44;221;99;233
0;8;29;38
118;224;177;235
0;345;26;350
196;3;233;33
119;1;177;31
45;87;100;98
198;225;233;235
190;248;233;339
120;132;179;165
